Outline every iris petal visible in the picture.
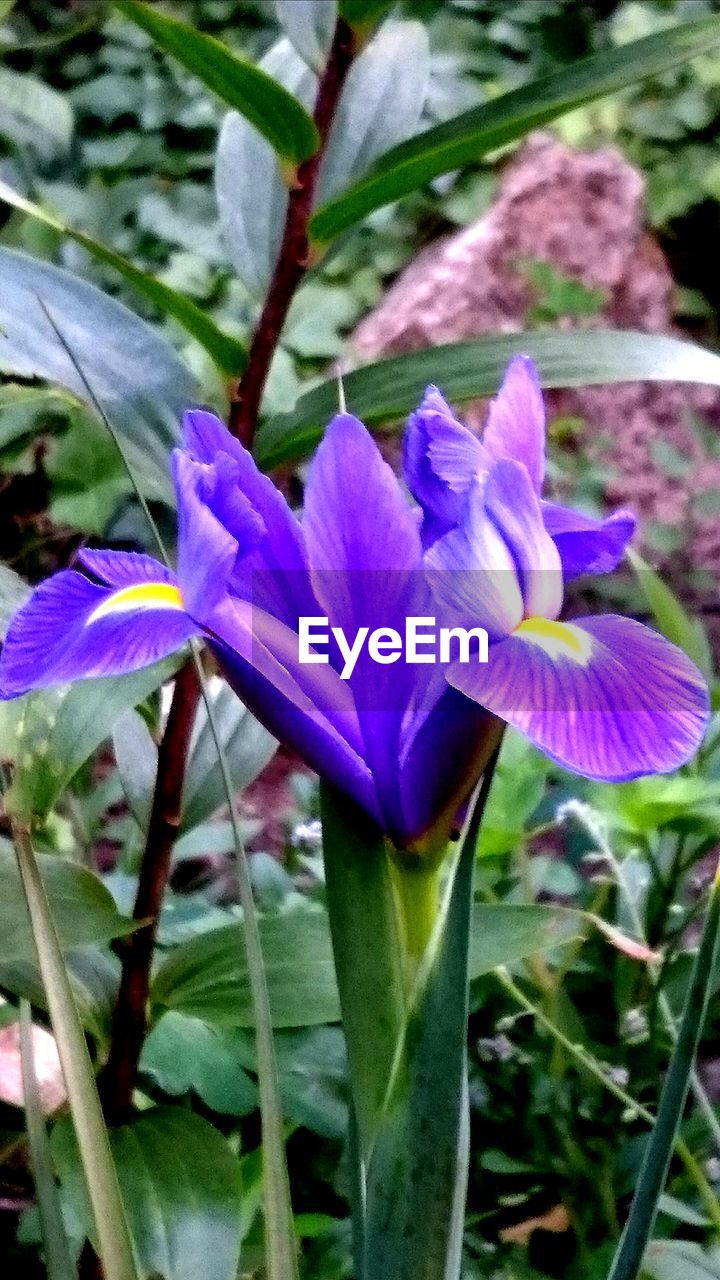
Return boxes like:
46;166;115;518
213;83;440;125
482;354;545;493
541;502;637;580
484;460;563;621
447;614;709;781
403;385;486;542
0;563;197;698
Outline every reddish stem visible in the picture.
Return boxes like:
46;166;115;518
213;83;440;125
228;16;355;444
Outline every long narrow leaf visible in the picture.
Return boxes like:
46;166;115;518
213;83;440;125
11;827;138;1280
320;785;405;1158
310;15;720;241
19;1000;78;1280
114;0;318;164
254;330;720;468
608;868;720;1280
0;183;247;375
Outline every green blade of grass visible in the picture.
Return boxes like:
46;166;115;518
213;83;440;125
36;303;298;1280
607;866;720;1280
19;999;78;1280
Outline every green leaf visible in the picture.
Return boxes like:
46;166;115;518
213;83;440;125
339;0;393;32
645;1240;720;1280
0;383;80;452
275;0;337;74
315;20;429;206
0;183;247;375
0;564;29;637
150;900;585;1031
150;911;340;1029
362;823;476;1280
320;786;405;1156
0;248;195;499
607;874;720;1280
181;686;277;832
4;654;182;821
310;15;720;241
52;1108;243;1280
255;330;720;468
628;549;713;680
140;1011;257;1117
113;710;158;833
0;844;137;965
114;0;319;164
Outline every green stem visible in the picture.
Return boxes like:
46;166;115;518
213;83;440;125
496;968;720;1234
608;869;720;1280
390;859;441;985
12;825;138;1280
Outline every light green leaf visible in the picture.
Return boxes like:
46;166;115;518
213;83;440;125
628;549;713;679
0;66;73;162
215;39;314;298
182;686;277;831
0;564;29;637
0;183;247;375
0;383;80;452
150;910;339;1029
5;655;182;821
52;1108;243;1280
114;0;319;164
150;899;584;1031
113;710;158;833
0;248;195;499
316;20;429;206
0;842;135;964
255;330;720;468
310;16;720;242
140;1011;257;1116
275;0;337;74
645;1240;720;1280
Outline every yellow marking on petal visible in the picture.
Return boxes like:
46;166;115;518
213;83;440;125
86;582;184;624
514;616;593;665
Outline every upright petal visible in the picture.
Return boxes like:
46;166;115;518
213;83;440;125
403;386;486;542
0;560;197;698
482;355;545;493
447;614;709;781
173;451;251;620
485;460;563;621
304;412;426;829
541;502;636;580
425;480;524;640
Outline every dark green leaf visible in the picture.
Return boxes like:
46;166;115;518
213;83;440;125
0;248;195;499
0;183;247;375
52;1108;243;1280
181;686;277;831
310;16;720;241
255;330;720;468
113;709;158;833
114;0;319;164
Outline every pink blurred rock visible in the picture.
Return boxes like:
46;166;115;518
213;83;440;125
351;133;720;584
0;1002;65;1113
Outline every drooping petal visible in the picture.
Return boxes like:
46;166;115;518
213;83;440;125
78;548;179;589
184;409;314;628
0;562;197;698
403;385;486;543
304;412;426;829
482;354;545;493
541;502;637;580
484;460;563;621
447;614;709;781
205;595;381;825
425;480;524;640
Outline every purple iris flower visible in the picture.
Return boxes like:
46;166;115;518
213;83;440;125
408;356;709;780
0;356;709;846
404;354;637;577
